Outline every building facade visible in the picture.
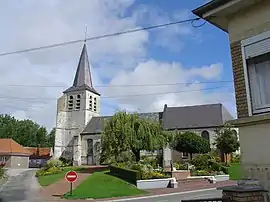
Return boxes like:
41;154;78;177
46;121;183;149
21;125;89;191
54;43;237;166
193;0;270;190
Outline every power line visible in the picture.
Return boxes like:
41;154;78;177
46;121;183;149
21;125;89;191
0;86;233;100
0;17;201;57
3;80;233;88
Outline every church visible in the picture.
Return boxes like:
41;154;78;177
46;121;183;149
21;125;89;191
53;43;236;166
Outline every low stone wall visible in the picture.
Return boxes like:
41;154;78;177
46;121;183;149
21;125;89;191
172;170;190;181
136;178;174;189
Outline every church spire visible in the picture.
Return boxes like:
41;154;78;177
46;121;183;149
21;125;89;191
72;43;93;88
63;43;100;95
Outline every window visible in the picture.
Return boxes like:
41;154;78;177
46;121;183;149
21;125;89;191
242;30;270;115
247;53;270;114
182;152;188;159
89;96;92;110
201;130;210;141
76;94;81;110
87;139;93;155
93;97;97;112
68;95;73;110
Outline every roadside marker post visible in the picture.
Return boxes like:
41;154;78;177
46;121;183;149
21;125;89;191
65;170;78;196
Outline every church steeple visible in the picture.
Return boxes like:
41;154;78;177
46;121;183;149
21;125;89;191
73;43;92;88
63;43;100;95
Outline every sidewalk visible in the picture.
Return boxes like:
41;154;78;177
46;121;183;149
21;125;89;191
40;173;90;200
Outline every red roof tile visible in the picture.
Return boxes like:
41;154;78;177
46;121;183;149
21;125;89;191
0;138;31;156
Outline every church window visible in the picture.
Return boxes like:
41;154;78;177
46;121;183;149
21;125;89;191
93;97;97;112
76;94;81;110
87;139;93;155
68;95;73;110
89;95;92;110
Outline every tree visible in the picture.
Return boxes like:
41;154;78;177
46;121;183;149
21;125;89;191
215;124;240;164
101;111;169;163
173;131;210;160
0;114;53;148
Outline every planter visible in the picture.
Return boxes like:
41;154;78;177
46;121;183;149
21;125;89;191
136;178;174;189
215;175;229;182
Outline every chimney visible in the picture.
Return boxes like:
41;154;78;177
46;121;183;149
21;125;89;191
37;144;40;157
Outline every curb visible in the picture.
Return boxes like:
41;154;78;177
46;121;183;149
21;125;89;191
97;188;217;202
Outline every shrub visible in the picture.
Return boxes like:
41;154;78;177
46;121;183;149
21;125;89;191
59;157;72;167
189;154;211;170
45;159;62;169
36;159;64;177
174;162;188;170
36;166;63;177
191;170;212;176
0;167;4;178
232;154;240;163
109;164;140;185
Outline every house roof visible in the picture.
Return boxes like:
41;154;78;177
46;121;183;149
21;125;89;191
192;0;230;18
192;0;259;32
0;139;31;156
82;104;233;134
25;147;53;158
162;103;233;130
63;43;100;95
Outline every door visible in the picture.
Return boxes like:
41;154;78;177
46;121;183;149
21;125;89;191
87;155;93;165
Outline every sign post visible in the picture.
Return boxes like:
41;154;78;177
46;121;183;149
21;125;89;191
65;170;78;196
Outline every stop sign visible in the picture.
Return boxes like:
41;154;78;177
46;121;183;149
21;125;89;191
65;170;78;183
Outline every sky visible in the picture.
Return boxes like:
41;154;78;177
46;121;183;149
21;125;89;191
0;0;236;130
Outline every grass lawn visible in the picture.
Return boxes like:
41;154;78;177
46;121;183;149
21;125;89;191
229;163;241;180
38;167;82;187
64;171;146;199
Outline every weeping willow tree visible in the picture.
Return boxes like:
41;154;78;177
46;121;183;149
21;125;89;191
100;111;169;163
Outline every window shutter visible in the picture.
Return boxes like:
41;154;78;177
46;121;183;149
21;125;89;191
244;37;270;59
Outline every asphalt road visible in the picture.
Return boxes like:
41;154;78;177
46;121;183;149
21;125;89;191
107;189;223;202
0;169;43;202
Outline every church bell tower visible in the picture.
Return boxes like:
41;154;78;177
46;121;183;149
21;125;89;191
53;43;100;166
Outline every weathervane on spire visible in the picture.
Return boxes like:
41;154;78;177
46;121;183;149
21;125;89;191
84;25;88;43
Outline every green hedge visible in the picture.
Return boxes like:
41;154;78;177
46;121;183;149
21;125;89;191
109;164;140;185
209;160;229;174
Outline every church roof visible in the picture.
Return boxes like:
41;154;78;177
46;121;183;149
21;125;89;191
82;103;234;134
162;103;234;130
64;44;100;95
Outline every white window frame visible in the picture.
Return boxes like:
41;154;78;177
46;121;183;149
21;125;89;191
241;30;270;116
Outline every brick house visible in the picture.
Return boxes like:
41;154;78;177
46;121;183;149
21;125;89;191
193;0;270;189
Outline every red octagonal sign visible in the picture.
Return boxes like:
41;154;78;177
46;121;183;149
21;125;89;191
65;170;78;183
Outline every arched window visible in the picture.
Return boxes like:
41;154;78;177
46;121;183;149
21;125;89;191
68;95;73;110
201;130;210;141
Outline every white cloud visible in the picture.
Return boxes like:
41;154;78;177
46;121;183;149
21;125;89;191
0;0;235;130
104;60;234;112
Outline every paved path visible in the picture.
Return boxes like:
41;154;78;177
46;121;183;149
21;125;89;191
40;173;89;200
0;169;43;202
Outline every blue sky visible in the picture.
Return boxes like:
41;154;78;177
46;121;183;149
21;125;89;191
0;0;236;129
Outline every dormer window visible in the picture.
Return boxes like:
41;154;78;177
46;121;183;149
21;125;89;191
76;94;81;110
68;95;73;110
